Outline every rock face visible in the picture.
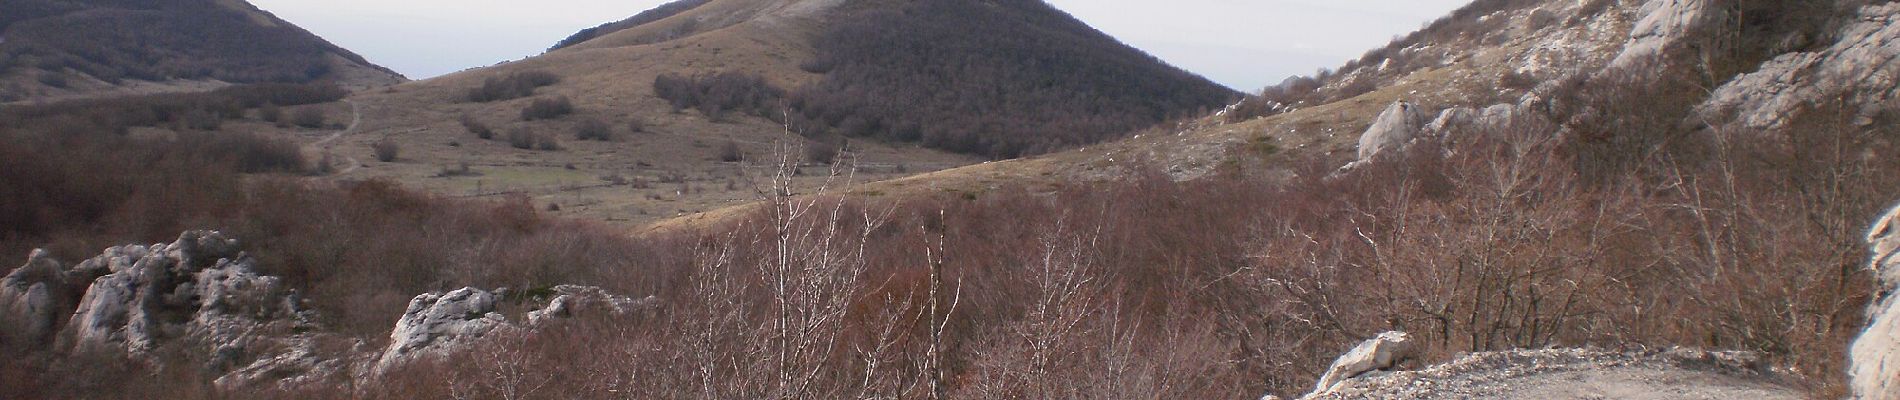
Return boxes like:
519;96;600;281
374;287;508;372
1853;203;1900;400
374;285;659;372
57;231;308;355
1610;0;1718;69
1357;102;1432;161
0;250;106;343
1704;3;1900;129
0;231;333;389
1309;331;1418;395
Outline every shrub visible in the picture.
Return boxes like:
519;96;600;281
371;140;400;162
626;117;647;134
507;128;561;151
259;103;283;124
291;106;326;128
520;96;574;121
574;117;614;141
804;137;841;164
653;72;784;122
460;115;493;139
468;71;561;102
36;72;67;88
716;140;743;162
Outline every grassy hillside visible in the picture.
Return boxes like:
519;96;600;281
326;0;1228;227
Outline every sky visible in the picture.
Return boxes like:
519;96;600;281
249;0;1471;91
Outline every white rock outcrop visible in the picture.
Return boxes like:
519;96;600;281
3;231;659;389
1310;331;1417;396
0;249;106;343
58;231;307;355
1703;3;1900;129
374;287;507;372
526;284;659;324
1854;203;1900;400
1357;102;1431;161
1610;0;1717;69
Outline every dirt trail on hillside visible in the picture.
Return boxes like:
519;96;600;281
311;99;363;174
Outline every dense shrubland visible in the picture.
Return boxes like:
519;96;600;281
0;83;346;131
653;72;785;123
468;70;561;103
548;0;712;51
0;0;387;85
783;0;1234;159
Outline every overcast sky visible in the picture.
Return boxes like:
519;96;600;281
249;0;1471;91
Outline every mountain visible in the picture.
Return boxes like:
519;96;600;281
0;0;404;103
795;0;1886;206
326;0;1235;226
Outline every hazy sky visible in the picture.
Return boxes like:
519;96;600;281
249;0;1470;91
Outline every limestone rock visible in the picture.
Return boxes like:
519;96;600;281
62;231;269;353
1703;3;1900;129
525;284;659;324
374;287;507;372
1610;0;1717;69
0;249;105;343
1310;331;1417;395
1357;102;1431;161
1853;203;1900;400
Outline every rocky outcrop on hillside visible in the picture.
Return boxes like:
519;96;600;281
1703;3;1900;129
0;250;104;344
1309;331;1417;395
1610;0;1719;69
1356;102;1432;162
0;231;656;390
1854;203;1900;400
372;285;658;373
1294;346;1795;400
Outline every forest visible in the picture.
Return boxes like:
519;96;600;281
785;0;1236;158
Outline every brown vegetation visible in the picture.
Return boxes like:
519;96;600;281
520;96;575;121
468;70;561;103
788;0;1235;158
653;71;784;122
0;0;392;85
547;0;712;51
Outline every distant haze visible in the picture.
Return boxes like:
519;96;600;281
249;0;1469;91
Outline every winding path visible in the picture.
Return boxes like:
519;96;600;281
311;99;364;174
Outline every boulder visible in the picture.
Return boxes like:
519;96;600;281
374;287;508;372
1357;102;1431;161
1311;331;1416;395
1853;203;1900;400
